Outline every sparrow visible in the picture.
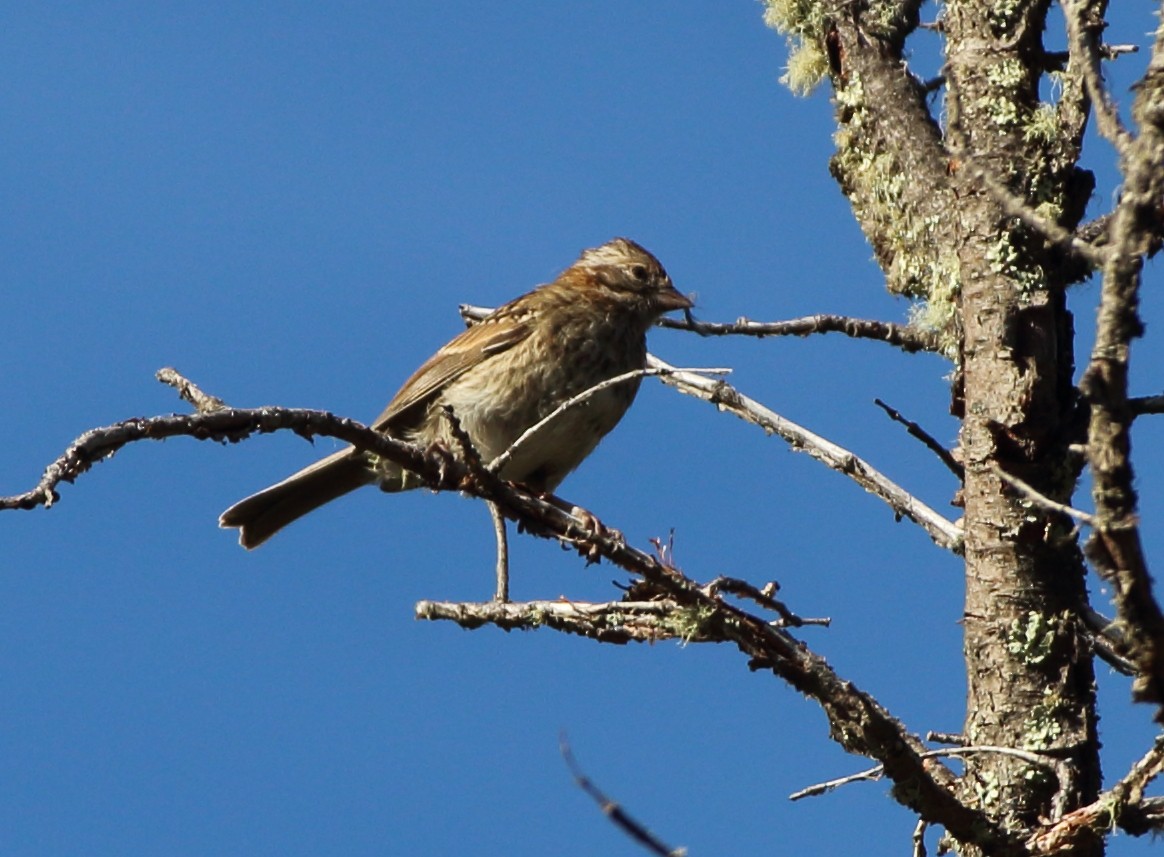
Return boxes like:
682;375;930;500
219;237;692;548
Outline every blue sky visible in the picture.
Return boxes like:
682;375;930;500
2;3;1162;855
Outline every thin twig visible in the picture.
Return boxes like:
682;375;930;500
560;735;686;857
789;763;884;800
487;502;509;603
461;303;942;353
992;464;1099;526
874;398;964;479
702;576;830;628
658;311;942;353
913;819;928;857
488;366;731;477
791;745;1064;802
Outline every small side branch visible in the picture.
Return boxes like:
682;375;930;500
488;366;730;477
1062;0;1133;153
992;464;1098;527
460;303;942;353
874;398;964;479
649;356;964;553
1130;393;1164;416
658;312;943;353
156;366;229;413
792;745;1067;801
415;599;691;644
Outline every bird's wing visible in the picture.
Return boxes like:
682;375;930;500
372;302;534;431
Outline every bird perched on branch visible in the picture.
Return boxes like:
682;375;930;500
219;237;692;550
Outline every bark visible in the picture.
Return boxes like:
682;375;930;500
824;0;1102;851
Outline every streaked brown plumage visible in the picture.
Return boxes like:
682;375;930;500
219;237;691;548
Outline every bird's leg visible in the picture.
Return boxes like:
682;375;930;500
487;501;509;602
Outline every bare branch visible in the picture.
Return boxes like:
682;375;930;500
789;763;884;800
792;745;1066;802
1130;393;1164;416
657;312;942;353
874;398;964;479
2;365;1001;845
912;819;928;857
415;599;688;643
560;735;686;857
702;576;830;628
487;502;509;603
648;355;964;553
1079;17;1164;711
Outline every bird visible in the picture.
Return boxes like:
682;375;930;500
219;237;692;550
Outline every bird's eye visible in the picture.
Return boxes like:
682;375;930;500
630;264;649;281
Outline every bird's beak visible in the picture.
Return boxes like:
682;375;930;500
656;284;694;312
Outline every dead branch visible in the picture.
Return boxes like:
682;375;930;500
560;735;686;857
415;599;689;644
656;312;942;353
1078;18;1164;712
874;398;964;479
1;371;999;847
1062;0;1133;154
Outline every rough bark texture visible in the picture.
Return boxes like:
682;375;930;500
821;0;1103;852
943;3;1101;849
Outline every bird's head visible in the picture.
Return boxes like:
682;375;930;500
570;237;693;318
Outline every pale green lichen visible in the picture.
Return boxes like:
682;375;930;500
988;0;1026;34
974;771;1002;807
762;0;829;96
1023;693;1066;749
1023;102;1059;144
666;604;717;645
1006;610;1057;665
782;40;829;95
986;228;1047;293
907;252;962;359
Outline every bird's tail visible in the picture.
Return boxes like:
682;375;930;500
219;449;376;549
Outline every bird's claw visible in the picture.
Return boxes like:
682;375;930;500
570;506;624;563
